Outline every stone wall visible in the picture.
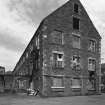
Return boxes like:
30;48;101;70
41;0;101;96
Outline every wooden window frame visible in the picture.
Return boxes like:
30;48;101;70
52;51;64;68
88;58;96;71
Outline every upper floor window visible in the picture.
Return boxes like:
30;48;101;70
88;58;96;71
88;40;96;52
26;53;29;59
73;35;80;49
71;55;81;70
73;17;80;30
30;45;33;52
74;3;79;13
72;55;80;64
36;35;39;49
52;52;64;68
51;30;64;45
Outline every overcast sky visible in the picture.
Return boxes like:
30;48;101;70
0;0;105;71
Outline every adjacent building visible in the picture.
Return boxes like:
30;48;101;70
13;0;101;97
4;71;13;91
0;66;5;92
101;63;105;92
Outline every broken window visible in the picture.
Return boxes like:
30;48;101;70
73;35;80;49
88;58;96;71
73;17;80;30
74;3;79;13
53;52;64;68
88;40;96;52
73;55;80;63
71;55;80;70
87;71;95;90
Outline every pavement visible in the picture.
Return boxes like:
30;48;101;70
0;93;105;105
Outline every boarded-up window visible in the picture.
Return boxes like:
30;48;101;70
52;77;64;88
73;35;80;48
50;30;64;45
71;78;81;88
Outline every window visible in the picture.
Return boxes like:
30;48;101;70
87;71;95;90
53;52;64;68
19;80;27;89
73;55;80;63
88;58;96;71
19;80;24;88
74;3;79;13
71;55;81;70
36;35;39;49
30;45;33;52
73;17;79;30
71;78;81;88
51;30;64;45
51;77;64;88
88;40;96;52
73;35;80;48
26;53;28;58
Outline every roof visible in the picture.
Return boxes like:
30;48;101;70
0;66;5;69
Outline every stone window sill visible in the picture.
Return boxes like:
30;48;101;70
71;87;81;91
51;87;65;89
51;87;65;92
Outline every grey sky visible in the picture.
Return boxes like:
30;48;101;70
0;0;104;71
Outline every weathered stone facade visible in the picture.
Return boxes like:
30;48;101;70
13;0;101;97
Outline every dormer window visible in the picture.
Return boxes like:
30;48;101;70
74;3;79;13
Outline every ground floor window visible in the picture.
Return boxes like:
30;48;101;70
71;78;81;89
51;77;64;88
18;80;27;89
87;71;96;90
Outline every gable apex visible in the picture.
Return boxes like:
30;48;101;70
70;0;101;39
42;0;101;39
